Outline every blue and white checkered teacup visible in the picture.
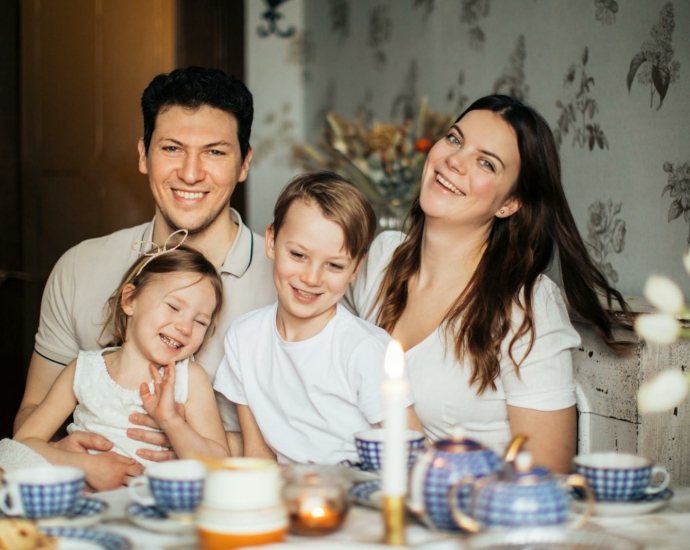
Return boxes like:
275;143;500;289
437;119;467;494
128;459;206;515
354;429;425;471
0;466;85;518
573;452;670;502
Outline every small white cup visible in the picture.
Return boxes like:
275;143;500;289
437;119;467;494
203;457;281;511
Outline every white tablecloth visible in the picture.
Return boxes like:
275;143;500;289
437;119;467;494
91;486;690;549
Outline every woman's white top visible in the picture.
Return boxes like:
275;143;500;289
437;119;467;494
343;232;579;455
67;348;189;470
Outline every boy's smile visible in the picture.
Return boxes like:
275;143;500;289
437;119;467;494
266;199;362;342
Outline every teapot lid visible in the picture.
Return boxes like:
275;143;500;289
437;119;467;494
433;426;488;453
508;452;552;484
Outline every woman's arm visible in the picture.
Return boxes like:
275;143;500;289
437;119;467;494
507;405;576;473
237;404;276;460
141;362;230;459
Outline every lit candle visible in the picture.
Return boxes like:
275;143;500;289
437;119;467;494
289;495;346;535
382;340;408;497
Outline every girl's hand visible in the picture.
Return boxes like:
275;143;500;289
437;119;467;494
84;451;144;491
140;363;179;428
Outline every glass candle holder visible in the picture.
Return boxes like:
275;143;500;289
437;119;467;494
282;466;350;536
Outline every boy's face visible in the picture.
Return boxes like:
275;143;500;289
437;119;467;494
266;199;362;340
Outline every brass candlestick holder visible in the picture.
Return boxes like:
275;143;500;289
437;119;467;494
382;495;406;546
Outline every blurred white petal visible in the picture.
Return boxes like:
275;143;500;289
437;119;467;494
634;314;681;344
638;370;690;413
644;275;685;314
683;252;690;277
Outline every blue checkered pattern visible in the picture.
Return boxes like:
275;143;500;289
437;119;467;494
421;448;502;532
127;503;168;519
149;477;203;513
348;480;382;506
355;437;426;471
472;479;569;528
574;464;651;501
65;497;107;519
18;478;84;518
41;527;131;550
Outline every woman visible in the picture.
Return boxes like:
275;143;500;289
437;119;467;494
345;95;630;473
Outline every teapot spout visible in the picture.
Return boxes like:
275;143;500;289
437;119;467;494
503;434;528;464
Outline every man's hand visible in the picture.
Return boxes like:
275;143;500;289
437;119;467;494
51;431;114;454
127;406;186;463
84;452;144;491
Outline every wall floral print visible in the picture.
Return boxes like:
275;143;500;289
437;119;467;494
328;0;349;39
446;70;469;115
390;60;419;121
586;200;626;284
461;0;490;51
369;5;392;68
413;0;435;20
663;161;690;247
594;0;619;26
493;35;529;102
554;47;608;151
627;1;680;110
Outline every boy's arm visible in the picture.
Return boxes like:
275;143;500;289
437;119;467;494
237;405;276;460
142;362;230;459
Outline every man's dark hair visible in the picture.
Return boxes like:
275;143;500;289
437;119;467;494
141;66;253;160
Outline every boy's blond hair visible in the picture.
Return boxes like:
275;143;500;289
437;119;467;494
272;171;377;262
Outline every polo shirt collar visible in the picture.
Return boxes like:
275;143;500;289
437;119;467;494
220;208;254;277
142;208;253;277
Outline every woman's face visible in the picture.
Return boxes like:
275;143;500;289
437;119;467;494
419;109;521;228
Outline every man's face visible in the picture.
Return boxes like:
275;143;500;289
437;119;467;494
138;105;252;236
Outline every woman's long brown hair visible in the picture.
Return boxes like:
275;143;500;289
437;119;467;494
375;95;631;394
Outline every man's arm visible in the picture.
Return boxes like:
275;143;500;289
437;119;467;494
14;352;65;434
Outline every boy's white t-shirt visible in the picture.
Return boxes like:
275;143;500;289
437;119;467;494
214;302;415;464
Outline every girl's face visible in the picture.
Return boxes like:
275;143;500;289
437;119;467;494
122;272;217;365
419;109;521;228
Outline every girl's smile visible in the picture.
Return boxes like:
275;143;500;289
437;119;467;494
122;272;217;366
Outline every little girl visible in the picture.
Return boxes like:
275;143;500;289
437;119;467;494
15;234;230;485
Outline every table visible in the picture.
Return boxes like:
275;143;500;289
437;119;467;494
92;487;690;549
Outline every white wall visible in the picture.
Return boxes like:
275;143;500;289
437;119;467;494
245;0;306;233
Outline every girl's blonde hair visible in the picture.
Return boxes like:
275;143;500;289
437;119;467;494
99;244;223;351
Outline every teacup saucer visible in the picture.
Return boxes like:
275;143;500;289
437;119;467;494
40;526;130;550
0;497;108;528
348;480;382;509
572;488;674;517
338;460;380;482
125;503;195;534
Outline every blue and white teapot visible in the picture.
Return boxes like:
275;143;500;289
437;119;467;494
407;429;525;532
449;451;596;532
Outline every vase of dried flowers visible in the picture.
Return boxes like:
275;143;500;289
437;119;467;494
294;98;454;232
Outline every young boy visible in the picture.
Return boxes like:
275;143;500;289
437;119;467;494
214;171;419;464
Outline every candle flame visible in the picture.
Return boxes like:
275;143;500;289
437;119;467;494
384;340;405;379
311;507;326;518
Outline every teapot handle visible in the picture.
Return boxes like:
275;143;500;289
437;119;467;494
448;475;481;534
504;434;528;464
562;473;595;529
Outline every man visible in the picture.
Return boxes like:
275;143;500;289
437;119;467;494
12;67;275;488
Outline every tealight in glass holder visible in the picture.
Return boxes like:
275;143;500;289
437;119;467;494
282;465;350;536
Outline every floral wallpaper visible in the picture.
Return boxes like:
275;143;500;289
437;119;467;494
294;0;690;297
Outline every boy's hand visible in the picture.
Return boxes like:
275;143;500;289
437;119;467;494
84;452;144;491
140;363;179;428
